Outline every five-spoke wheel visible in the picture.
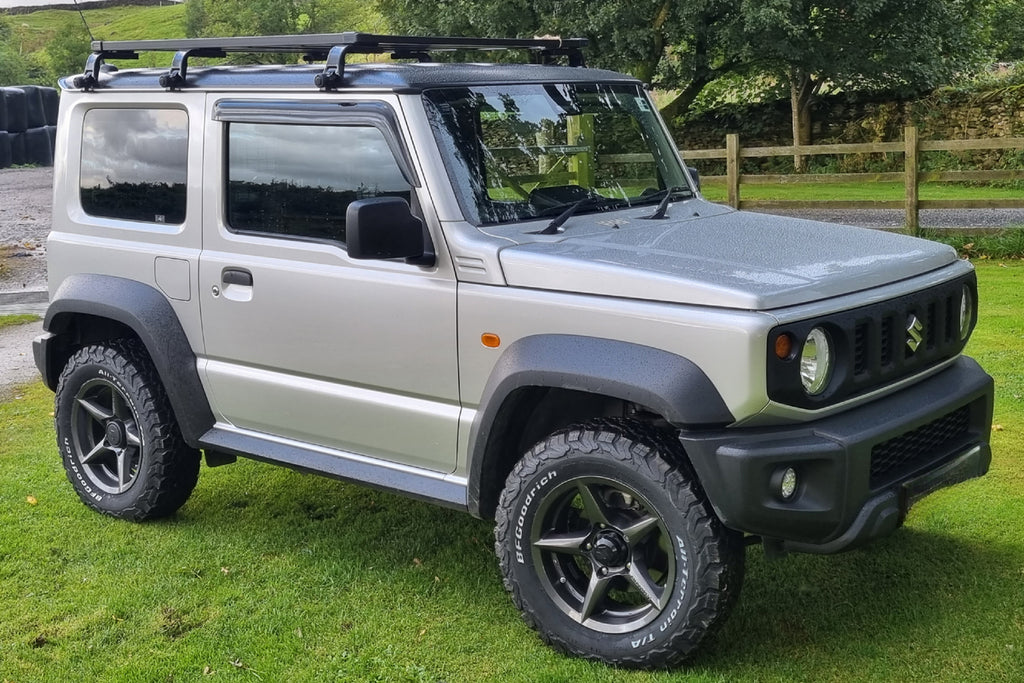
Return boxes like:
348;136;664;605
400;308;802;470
495;420;744;668
530;476;674;633
70;377;145;494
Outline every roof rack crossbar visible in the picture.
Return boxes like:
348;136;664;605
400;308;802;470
77;32;588;90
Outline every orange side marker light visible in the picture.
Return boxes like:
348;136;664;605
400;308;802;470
775;333;793;360
481;333;501;348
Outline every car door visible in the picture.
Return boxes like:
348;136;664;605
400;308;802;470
198;95;460;473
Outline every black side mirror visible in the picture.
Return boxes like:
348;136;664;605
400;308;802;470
346;197;434;266
686;166;701;192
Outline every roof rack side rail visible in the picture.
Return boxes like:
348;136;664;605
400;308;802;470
77;33;588;91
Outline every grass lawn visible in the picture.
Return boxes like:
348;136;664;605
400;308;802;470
1;263;1022;681
700;180;1024;204
0;314;39;331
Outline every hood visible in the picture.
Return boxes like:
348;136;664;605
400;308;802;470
497;209;958;310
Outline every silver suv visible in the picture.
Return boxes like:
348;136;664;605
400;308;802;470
34;33;994;668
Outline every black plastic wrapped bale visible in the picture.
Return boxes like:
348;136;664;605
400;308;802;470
9;131;26;165
41;87;60;126
3;88;28;133
46;125;57;159
0;132;12;169
24;126;53;166
19;86;47;129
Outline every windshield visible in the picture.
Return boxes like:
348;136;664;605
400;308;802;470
423;83;691;226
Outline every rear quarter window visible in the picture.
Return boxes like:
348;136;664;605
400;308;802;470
80;108;188;224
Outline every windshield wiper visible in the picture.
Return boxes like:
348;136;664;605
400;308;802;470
530;197;628;235
641;186;692;220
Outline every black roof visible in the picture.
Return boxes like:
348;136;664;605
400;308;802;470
62;62;639;92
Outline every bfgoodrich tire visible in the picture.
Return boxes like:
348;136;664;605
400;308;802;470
54;340;200;521
495;419;744;668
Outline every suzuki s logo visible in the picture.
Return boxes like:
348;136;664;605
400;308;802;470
906;314;924;353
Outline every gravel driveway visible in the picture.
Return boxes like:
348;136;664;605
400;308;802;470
0;318;43;400
0;166;51;295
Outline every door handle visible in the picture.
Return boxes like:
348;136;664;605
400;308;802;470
222;268;253;287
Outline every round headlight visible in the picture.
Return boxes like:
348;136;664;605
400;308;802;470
800;327;833;395
959;285;973;340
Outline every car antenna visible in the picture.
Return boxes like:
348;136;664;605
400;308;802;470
73;0;96;42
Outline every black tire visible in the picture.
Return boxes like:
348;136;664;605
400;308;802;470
54;340;201;521
495;419;744;668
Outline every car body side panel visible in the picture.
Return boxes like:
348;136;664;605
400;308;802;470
197;93;461;473
46;90;208;356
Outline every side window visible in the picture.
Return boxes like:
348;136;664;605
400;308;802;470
80;109;188;224
225;123;412;243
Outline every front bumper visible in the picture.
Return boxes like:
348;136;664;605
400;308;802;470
679;356;993;554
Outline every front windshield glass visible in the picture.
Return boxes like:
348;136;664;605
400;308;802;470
423;83;691;226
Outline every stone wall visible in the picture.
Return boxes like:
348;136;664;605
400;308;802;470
673;84;1024;149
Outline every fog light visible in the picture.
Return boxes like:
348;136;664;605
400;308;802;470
780;467;798;500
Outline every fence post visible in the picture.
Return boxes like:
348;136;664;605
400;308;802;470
904;126;919;234
726;133;740;209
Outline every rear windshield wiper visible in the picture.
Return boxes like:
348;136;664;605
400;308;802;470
640;186;693;220
530;197;628;235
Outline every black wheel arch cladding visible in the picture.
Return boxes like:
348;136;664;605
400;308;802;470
466;334;734;518
41;274;215;446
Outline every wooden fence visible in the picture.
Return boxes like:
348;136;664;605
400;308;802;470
681;127;1024;232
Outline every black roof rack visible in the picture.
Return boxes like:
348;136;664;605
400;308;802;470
73;32;588;91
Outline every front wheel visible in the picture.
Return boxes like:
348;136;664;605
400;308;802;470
495;419;744;668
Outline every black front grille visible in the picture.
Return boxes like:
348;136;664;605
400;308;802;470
767;271;976;410
869;405;971;488
851;284;966;385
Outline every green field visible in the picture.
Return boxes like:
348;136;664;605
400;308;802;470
8;4;187;53
0;262;1021;681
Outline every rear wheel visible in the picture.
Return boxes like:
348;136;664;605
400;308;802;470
54;340;200;520
495;419;744;668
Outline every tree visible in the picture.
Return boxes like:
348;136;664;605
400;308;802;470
186;0;383;41
736;0;986;169
0;17;29;86
377;0;751;121
46;18;93;82
984;0;1024;61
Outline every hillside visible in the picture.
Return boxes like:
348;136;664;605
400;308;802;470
8;3;187;53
